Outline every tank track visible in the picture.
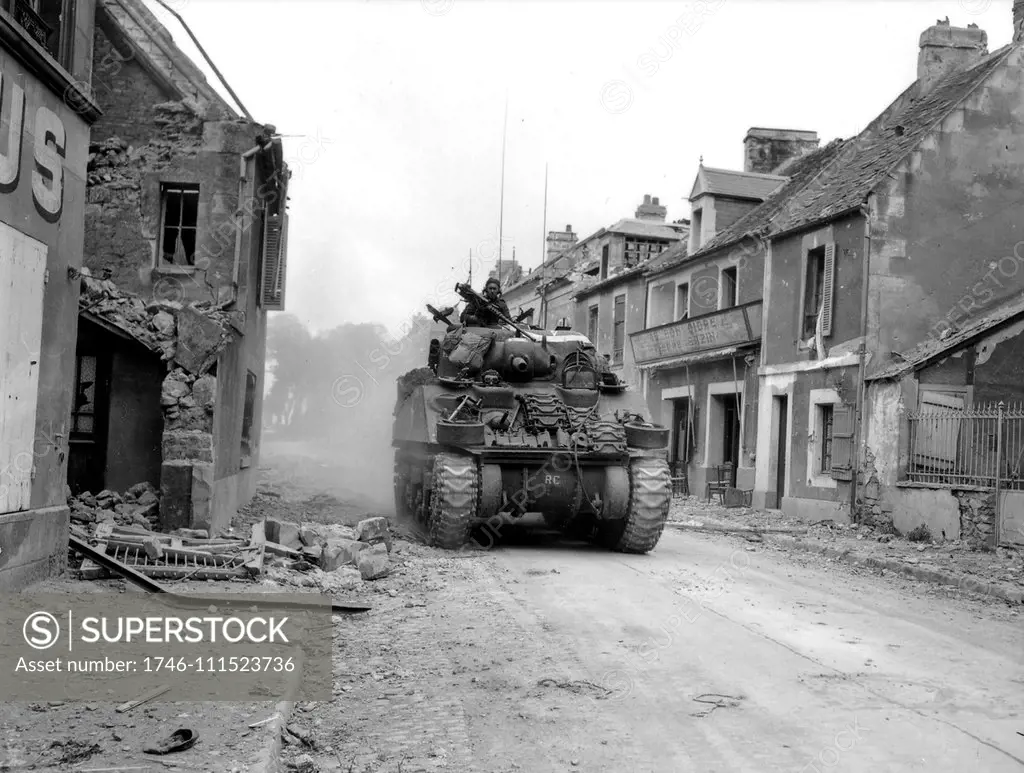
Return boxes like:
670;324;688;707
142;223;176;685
605;458;672;554
428;453;480;550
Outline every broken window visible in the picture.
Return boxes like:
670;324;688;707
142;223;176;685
676;282;689;320
160;184;200;266
7;0;74;67
71;354;97;435
819;403;834;474
587;304;599;344
803;246;826;339
720;267;737;309
612;294;625;365
241;370;257;464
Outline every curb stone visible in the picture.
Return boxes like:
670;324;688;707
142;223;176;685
769;535;1024;605
249;699;295;773
667;522;808;536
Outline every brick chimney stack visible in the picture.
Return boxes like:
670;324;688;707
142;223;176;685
917;19;987;94
635;194;667;221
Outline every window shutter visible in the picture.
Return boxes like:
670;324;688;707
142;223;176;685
261;210;288;310
830;402;854;481
821;242;836;336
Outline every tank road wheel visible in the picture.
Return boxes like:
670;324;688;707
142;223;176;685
598;458;672;554
428;453;479;550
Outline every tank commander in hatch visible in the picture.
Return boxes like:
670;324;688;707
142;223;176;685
460;277;510;328
439;277;511;329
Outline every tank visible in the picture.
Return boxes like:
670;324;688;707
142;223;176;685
392;299;674;553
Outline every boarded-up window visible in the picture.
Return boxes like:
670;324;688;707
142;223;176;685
160;184;199;266
612;294;626;365
0;222;47;513
913;390;965;473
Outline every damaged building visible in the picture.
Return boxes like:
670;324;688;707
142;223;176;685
68;0;290;535
0;0;100;589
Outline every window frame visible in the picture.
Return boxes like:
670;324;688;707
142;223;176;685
158;182;201;268
587;304;599;344
675;281;690;320
612;293;626;365
719;266;738;310
807;388;842;488
802;245;826;339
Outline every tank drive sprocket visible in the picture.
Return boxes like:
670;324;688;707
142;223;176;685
597;457;671;553
428;452;479;550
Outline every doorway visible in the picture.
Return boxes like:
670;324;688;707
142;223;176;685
768;395;789;509
671;398;694;467
721;394;741;466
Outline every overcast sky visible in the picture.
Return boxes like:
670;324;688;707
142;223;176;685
145;0;1012;337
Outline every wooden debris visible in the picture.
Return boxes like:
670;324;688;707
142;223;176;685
115;684;171;713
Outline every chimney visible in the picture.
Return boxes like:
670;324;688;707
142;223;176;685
743;128;820;175
635;194;667;221
917;19;987;94
546;224;578;263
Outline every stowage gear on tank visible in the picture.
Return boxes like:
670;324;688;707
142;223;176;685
392;298;673;554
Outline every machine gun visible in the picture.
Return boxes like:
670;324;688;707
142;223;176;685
454;283;541;341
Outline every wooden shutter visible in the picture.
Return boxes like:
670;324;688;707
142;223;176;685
820;242;836;336
830;402;855;481
261;210;288;310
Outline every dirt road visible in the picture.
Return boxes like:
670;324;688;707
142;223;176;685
281;524;1024;773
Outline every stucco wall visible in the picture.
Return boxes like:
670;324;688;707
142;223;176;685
762;214;866;367
867;46;1024;364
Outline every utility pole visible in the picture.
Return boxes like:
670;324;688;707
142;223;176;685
497;91;508;285
541;162;548;328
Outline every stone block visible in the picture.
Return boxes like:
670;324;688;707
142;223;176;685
192;375;217;411
357;543;391;580
355;516;392;551
162;431;214;463
299;527;320;547
302;545;323;562
175;306;226;374
152;311;176;337
265;519;302;549
190;463;215;532
321;538;367;572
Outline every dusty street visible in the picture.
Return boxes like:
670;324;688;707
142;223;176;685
268;460;1024;773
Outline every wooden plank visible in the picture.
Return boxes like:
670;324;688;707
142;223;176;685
115;684;171;713
79;522;115;580
0;222;47;513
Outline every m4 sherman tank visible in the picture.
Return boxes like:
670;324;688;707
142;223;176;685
392;287;673;553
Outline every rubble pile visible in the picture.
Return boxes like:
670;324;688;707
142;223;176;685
68;482;162;530
262;516;396;592
79;273;236;370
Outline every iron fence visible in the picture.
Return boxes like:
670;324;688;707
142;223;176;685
906;401;1024;488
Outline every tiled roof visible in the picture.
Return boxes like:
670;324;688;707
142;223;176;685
647;139;852;276
770;44;1013;236
866;291;1024;381
691;167;787;201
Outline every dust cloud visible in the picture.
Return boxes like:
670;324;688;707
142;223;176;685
263;312;433;512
